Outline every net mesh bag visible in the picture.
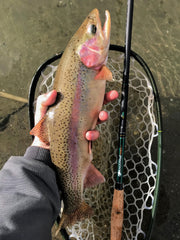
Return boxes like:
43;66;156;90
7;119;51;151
36;49;159;240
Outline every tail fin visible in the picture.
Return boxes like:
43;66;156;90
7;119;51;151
55;201;93;236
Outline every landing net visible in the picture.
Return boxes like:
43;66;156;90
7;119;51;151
32;48;161;240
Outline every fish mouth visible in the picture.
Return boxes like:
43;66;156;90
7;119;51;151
91;8;111;44
103;10;111;43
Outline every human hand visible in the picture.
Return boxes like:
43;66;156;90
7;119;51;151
85;90;119;140
31;90;57;149
31;89;118;149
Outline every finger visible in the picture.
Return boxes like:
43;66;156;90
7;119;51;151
97;111;108;124
85;130;99;141
104;90;118;104
35;90;57;123
40;90;57;107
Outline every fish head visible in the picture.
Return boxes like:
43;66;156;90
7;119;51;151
76;9;111;70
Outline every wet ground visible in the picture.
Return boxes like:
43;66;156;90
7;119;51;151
0;0;179;239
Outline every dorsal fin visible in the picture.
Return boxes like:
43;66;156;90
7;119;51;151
30;116;49;144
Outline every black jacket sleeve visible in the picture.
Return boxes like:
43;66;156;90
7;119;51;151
0;146;61;240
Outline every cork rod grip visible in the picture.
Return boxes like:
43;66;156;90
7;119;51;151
111;189;124;240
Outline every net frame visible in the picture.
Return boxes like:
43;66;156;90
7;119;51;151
28;45;162;240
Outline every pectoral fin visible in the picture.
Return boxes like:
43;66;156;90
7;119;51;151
84;163;105;188
95;65;113;81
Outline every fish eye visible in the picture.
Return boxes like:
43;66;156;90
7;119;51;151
90;24;97;34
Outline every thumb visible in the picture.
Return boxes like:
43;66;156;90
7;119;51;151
35;90;57;124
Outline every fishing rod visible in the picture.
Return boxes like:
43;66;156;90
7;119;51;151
111;0;134;239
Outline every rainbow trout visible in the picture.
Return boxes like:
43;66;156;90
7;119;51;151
30;8;112;228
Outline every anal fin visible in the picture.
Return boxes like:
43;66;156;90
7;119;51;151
84;163;105;188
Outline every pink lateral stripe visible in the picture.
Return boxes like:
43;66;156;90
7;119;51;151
68;71;82;189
